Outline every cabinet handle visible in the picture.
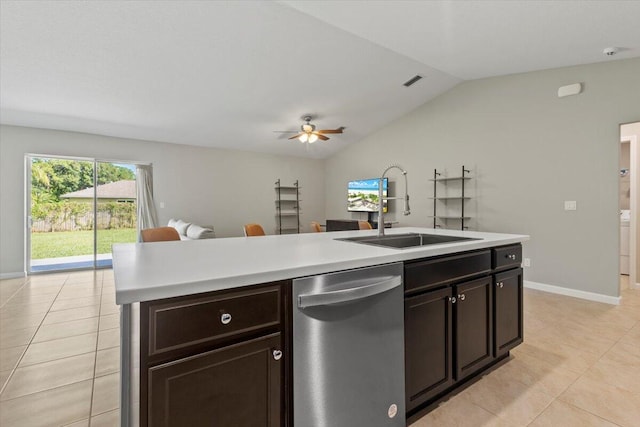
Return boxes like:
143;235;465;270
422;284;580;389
497;282;504;288
220;312;232;325
273;350;283;361
506;254;517;260
449;296;457;304
458;294;466;301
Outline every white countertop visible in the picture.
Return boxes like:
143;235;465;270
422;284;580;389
113;227;529;304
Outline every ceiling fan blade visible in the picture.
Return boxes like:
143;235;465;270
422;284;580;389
288;133;304;140
314;133;330;141
316;127;345;134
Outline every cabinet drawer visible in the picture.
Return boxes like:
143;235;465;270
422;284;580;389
146;284;281;357
405;250;491;294
492;245;522;271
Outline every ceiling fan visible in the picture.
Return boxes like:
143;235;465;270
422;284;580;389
276;115;345;143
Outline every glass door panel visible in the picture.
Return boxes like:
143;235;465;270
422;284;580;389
29;156;96;272
95;162;138;268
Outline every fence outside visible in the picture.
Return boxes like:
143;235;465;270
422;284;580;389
32;202;136;232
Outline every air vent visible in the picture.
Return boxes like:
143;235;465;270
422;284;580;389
403;75;422;87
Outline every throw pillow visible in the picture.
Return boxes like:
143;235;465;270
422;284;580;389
186;224;215;239
174;220;191;236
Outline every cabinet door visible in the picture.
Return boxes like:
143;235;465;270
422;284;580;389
494;268;523;356
405;287;454;412
454;277;493;381
148;333;282;427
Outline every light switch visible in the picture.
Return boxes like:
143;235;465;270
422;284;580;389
564;201;577;211
160;202;165;209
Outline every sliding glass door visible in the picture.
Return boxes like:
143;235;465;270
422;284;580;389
28;155;138;273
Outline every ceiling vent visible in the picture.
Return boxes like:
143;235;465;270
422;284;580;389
403;75;423;87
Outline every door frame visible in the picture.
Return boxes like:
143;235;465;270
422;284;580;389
620;132;638;290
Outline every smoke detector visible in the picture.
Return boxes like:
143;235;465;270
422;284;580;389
603;47;619;56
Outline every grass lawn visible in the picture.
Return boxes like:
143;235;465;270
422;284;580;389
31;228;137;259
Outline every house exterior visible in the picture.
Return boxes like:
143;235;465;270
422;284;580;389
60;180;136;203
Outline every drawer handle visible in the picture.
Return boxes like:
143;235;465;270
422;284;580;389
220;312;232;325
497;282;504;288
458;293;466;301
506;254;517;260
273;350;283;361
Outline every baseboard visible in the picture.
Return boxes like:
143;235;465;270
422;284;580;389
0;271;26;280
524;280;621;305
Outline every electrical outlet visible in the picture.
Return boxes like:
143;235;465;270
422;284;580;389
524;258;531;267
564;201;577;211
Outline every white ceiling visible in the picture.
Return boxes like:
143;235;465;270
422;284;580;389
1;1;638;159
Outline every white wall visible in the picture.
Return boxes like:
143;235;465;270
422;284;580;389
0;125;325;276
325;58;640;298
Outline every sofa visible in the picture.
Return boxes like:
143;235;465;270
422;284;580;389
168;218;216;240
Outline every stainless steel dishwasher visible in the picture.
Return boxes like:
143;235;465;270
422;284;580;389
293;262;405;427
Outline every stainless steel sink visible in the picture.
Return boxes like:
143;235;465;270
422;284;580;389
336;233;479;249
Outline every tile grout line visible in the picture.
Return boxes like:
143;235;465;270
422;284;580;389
0;275;69;396
87;270;106;426
557;401;626;427
0;272;110;427
527;283;633;427
0;277;30;310
0;272;105;403
551;323;637;426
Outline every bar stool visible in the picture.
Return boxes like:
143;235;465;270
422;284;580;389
141;227;181;242
358;221;373;230
243;223;266;236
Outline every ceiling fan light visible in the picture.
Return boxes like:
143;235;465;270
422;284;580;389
308;134;318;143
298;134;308;143
302;124;314;132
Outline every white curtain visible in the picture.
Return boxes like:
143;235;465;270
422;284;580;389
136;164;159;239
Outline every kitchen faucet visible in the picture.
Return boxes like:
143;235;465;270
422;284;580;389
378;165;410;237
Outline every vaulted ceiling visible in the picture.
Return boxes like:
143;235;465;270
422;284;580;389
1;1;638;159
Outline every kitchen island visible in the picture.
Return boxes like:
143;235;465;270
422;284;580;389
114;227;529;426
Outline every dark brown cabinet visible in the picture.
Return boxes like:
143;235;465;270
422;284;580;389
405;287;454;412
494;268;523;356
140;282;290;427
454;277;493;380
148;333;282;427
405;245;522;418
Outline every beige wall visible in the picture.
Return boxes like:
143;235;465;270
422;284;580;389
325;58;640;298
0;125;325;276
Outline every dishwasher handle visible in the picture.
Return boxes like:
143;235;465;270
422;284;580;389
298;275;401;308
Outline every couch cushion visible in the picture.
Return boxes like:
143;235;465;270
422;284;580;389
173;219;191;236
186;224;215;239
167;218;178;228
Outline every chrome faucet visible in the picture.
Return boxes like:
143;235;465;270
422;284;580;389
378;164;410;237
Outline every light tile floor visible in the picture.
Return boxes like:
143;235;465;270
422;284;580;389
0;271;638;426
0;270;119;426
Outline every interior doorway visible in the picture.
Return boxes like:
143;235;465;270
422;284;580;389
27;155;138;273
620;122;639;291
